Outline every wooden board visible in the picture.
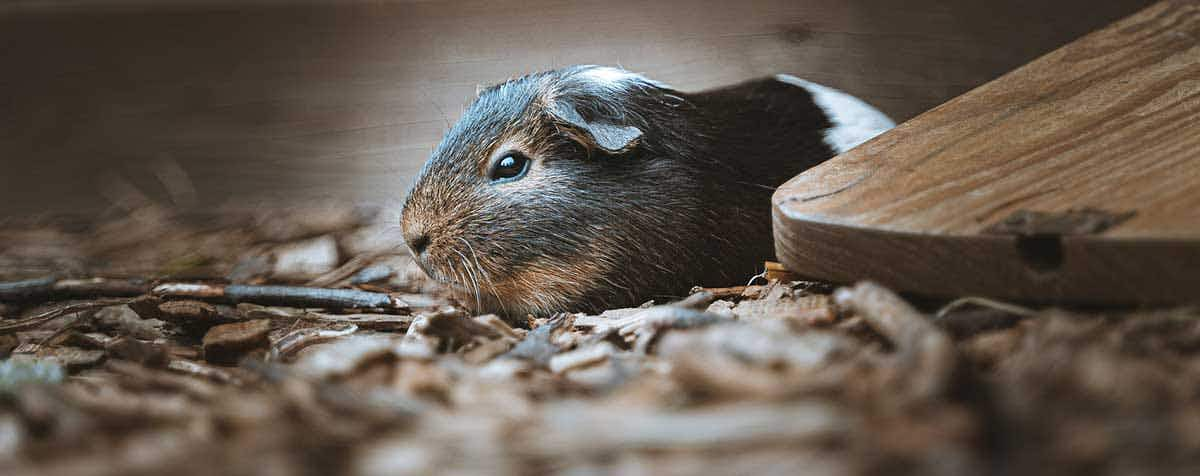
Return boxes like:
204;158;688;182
772;0;1200;304
0;0;1153;216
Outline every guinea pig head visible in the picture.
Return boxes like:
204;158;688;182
400;66;702;317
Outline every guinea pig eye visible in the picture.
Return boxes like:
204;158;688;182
490;152;530;182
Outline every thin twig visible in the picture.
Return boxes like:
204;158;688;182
0;277;150;302
0;276;57;301
268;324;359;362
153;283;409;311
689;285;748;301
0;298;133;335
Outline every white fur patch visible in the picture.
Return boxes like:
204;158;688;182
576;66;673;90
774;74;895;154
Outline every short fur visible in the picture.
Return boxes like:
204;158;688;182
401;65;887;317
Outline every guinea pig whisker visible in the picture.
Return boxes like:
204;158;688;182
410;254;445;284
485;280;509;318
458;238;484;274
448;264;472;309
459;237;509;317
464;259;483;314
453;250;483;313
734;181;779;192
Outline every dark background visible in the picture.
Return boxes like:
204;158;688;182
0;0;1155;216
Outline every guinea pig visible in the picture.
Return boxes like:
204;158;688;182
400;65;893;317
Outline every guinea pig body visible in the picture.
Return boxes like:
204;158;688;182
401;66;893;317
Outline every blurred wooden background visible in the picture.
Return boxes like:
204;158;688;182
0;0;1154;216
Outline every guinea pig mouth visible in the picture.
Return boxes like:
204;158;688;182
411;255;480;294
420;260;506;314
405;241;501;313
408;254;437;279
411;257;458;287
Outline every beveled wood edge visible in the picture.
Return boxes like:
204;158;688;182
771;204;1200;304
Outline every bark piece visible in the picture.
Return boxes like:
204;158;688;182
202;319;272;365
834;281;956;401
166;359;246;386
549;342;616;374
504;314;574;366
158;300;237;325
105;337;170;367
28;347;107;372
402;307;504;355
291;334;400;380
521;401;847;456
764;261;799;282
94;304;165;340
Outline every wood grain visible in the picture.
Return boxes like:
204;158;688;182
772;0;1200;304
0;0;1152;215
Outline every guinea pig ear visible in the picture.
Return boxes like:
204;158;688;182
548;102;643;154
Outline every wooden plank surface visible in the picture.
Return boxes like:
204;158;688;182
773;0;1200;304
0;0;1153;216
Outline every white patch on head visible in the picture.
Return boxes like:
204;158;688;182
576;66;673;90
774;74;895;154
